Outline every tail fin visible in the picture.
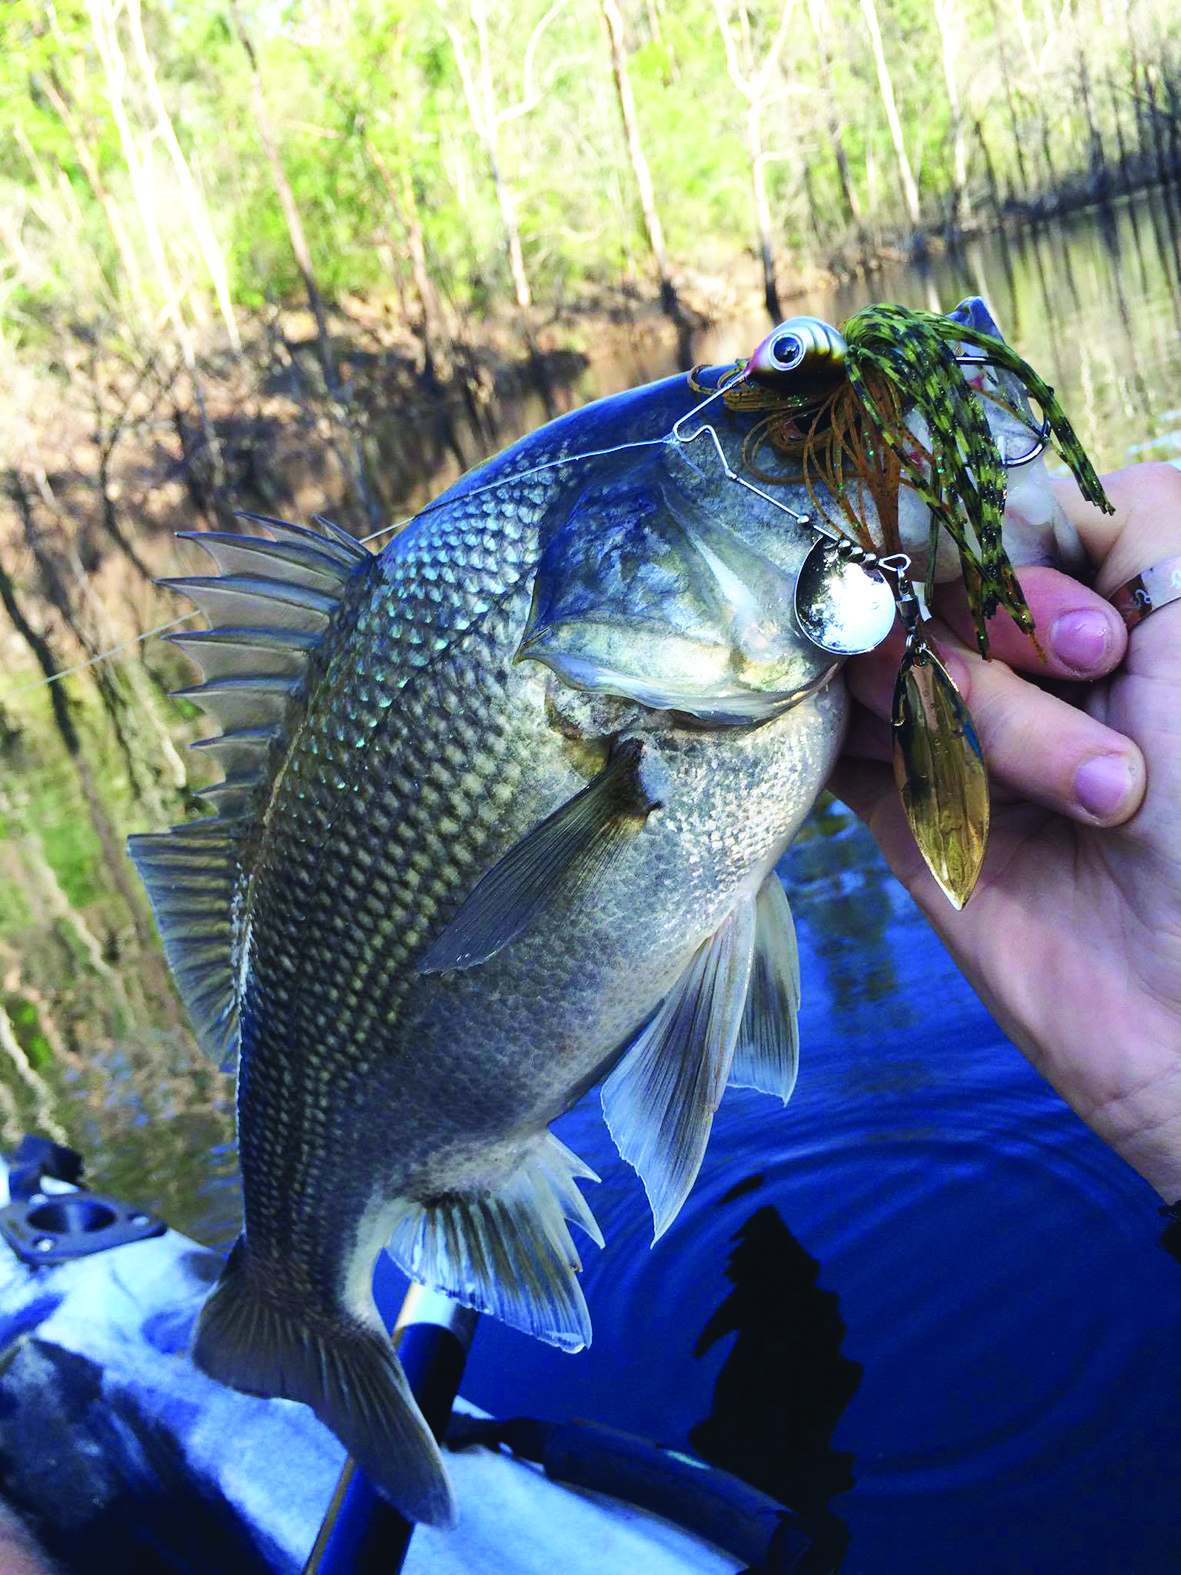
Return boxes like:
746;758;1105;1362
192;1238;456;1527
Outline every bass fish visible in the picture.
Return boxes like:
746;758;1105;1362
131;298;1082;1525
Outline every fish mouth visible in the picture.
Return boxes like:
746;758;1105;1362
658;658;844;732
519;640;842;731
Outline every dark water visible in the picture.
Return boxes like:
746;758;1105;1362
447;806;1181;1572
21;189;1181;1568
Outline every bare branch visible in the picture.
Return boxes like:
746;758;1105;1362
755;0;802;96
497;0;571;124
711;0;752;100
440;13;487;136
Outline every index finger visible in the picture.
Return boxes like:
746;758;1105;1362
1052;462;1181;598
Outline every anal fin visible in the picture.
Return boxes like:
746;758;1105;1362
417;737;658;974
729;871;801;1105
386;1132;603;1353
602;899;756;1242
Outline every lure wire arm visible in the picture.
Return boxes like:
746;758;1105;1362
668;370;836;538
365;340;1045;551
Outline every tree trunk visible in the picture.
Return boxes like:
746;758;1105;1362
748;101;781;320
86;0;231;519
441;0;535;311
806;0;866;247
712;0;801;314
232;1;378;525
85;0;193;341
472;0;532;310
1107;74;1130;192
932;0;969;225
859;0;921;227
600;0;680;320
987;0;1031;199
974;117;1003;225
34;73;149;317
363;133;449;380
124;0;240;352
1075;47;1105;195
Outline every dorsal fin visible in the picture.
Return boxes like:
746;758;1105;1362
130;514;373;1070
175;531;358;594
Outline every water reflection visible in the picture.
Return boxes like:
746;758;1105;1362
690;1184;862;1572
9;188;1181;1246
786;798;904;1030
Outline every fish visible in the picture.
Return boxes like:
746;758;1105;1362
129;297;1081;1526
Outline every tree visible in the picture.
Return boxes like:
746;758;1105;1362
858;0;921;229
231;0;378;524
438;0;570;311
600;0;680;320
712;0;801;321
123;0;240;351
931;0;969;228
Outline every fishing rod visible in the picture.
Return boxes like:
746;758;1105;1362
302;1263;824;1575
303;1279;479;1575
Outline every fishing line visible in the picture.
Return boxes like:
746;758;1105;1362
0;614;198;703
356;370;754;547
0;337;1044;700
5;382;761;696
359;436;673;548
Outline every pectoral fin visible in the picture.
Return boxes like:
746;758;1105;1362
602;898;756;1241
417;738;658;974
729;871;801;1104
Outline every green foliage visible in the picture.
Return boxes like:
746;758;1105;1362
4;997;54;1069
0;0;1179;341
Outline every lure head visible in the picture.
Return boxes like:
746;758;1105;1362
745;316;848;394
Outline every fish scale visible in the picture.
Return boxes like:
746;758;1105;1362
238;515;547;1256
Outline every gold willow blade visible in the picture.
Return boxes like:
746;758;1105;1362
891;580;990;910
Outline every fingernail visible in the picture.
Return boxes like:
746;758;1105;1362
1051;610;1112;672
1075;754;1136;819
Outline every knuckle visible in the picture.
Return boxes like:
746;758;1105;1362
1113;461;1181;512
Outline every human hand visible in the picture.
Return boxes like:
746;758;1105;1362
830;462;1181;1202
